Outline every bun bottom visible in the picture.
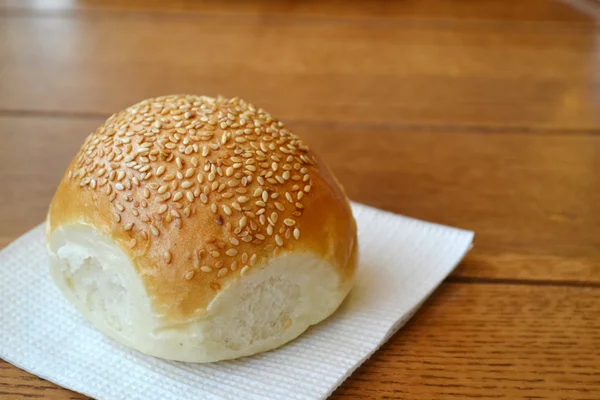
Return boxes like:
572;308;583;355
47;225;354;362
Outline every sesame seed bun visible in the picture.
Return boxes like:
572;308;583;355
45;95;357;362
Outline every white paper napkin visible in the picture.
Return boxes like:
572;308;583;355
0;202;473;400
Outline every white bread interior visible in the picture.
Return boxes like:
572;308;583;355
47;223;351;362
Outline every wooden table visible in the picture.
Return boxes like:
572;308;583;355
1;0;599;398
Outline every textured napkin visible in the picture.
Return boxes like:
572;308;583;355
0;202;473;400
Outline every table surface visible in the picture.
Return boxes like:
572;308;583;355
1;0;599;399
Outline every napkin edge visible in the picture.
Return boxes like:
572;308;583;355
321;233;474;399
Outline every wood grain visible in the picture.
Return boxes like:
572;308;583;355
0;0;591;23
2;283;599;399
0;2;597;130
1;0;599;398
332;283;600;399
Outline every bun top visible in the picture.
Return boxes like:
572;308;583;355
47;95;357;322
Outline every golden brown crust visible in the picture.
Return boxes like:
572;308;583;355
47;95;357;322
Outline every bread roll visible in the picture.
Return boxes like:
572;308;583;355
46;95;357;362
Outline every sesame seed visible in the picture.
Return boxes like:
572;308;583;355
115;183;125;191
222;205;232;215
249;254;257;266
164;251;172;264
185;270;195;280
186;191;194;202
241;252;248;263
181;181;193;189
275;235;284;246
275;202;285;211
150;225;160;236
158;185;168;194
239;216;247;228
240;265;249;276
185;168;195;178
159;204;168;214
226;249;238;256
159;192;171;202
201;266;212;273
156;166;165;176
218;268;228;277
